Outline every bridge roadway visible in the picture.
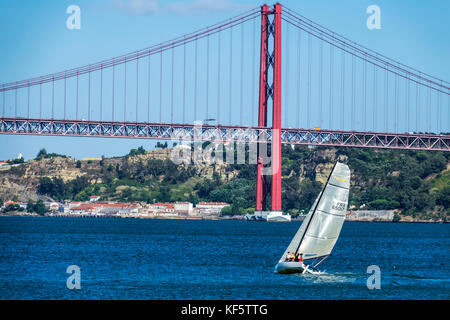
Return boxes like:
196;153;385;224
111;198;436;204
1;117;449;152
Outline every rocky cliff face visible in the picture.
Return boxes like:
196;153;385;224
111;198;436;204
0;156;84;202
0;147;238;202
126;148;237;181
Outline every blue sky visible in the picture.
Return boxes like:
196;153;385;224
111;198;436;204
0;0;449;160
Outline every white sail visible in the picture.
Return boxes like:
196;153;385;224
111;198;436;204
278;189;322;263
278;162;350;263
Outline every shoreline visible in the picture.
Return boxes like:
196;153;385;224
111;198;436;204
0;214;447;223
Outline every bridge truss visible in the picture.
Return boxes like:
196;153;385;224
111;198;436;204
1;117;448;151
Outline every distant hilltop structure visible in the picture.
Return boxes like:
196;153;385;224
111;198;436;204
82;158;102;161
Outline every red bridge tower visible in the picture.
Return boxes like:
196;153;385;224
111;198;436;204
256;3;283;213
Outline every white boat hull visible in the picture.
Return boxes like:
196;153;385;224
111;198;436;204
274;261;321;274
274;261;306;274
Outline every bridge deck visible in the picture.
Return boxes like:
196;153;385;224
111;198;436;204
1;117;449;151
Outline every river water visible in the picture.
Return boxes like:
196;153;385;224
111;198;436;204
0;217;448;299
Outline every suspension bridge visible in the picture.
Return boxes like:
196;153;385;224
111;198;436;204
1;3;449;213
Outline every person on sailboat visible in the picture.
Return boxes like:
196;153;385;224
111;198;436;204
286;252;294;261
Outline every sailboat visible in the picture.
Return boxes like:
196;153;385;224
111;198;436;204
274;162;350;274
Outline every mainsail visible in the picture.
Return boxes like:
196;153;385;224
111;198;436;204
278;162;350;263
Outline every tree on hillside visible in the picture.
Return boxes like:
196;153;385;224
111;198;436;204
128;146;146;157
36;148;47;160
35;148;66;160
156;142;168;149
231;197;247;215
26;200;34;213
4;204;23;212
34;200;47;215
157;186;171;202
7;158;24;165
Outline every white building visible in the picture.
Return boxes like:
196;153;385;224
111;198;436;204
90;196;101;203
145;203;176;216
194;202;230;216
70;203;140;216
346;210;394;222
174;202;193;215
69;202;83;209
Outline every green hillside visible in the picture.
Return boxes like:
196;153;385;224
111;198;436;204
2;144;449;221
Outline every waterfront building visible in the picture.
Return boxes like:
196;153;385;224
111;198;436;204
70;202;140;216
194;202;230;216
146;203;176;216
69;201;83;209
49;202;59;211
346;210;395;222
174;202;193;215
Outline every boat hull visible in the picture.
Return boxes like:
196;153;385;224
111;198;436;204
274;261;306;274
